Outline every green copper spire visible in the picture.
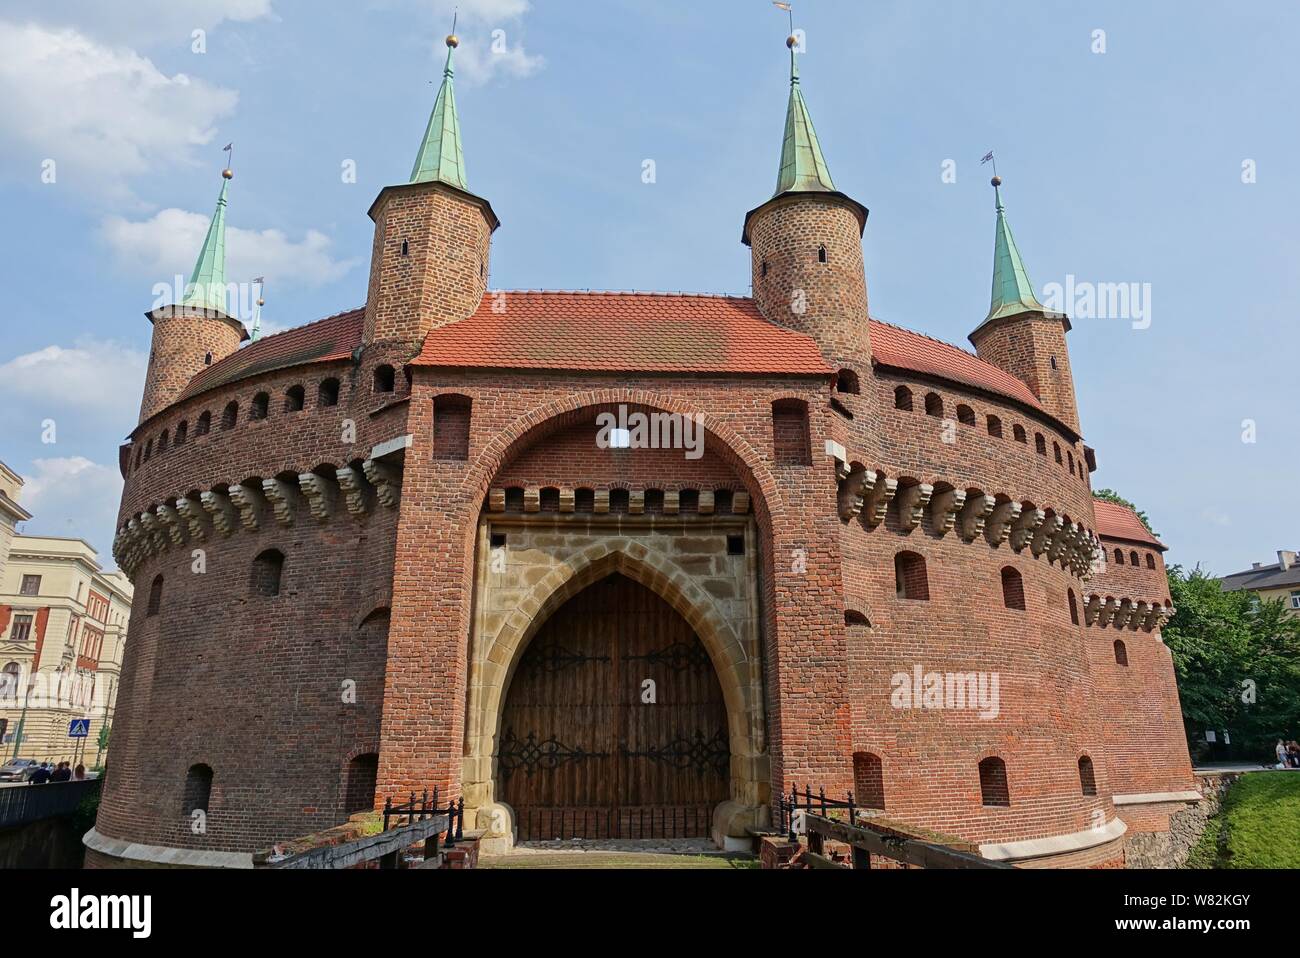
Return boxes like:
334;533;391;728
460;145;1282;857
774;36;836;197
985;176;1045;323
410;34;468;190
180;170;232;314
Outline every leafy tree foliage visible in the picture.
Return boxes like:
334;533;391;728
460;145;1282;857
1163;565;1300;763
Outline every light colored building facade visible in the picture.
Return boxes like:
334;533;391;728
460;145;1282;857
1220;550;1300;616
0;462;32;586
0;535;132;767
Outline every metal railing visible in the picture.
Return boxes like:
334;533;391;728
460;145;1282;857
0;778;101;830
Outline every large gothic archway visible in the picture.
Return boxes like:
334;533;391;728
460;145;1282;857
497;572;730;840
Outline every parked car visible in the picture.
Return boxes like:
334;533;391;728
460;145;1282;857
0;758;40;782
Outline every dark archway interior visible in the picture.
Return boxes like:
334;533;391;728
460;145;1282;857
497;573;729;841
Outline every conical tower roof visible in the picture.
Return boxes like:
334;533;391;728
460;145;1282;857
410;36;468;190
180;171;232;314
984;178;1046;324
774;40;836;196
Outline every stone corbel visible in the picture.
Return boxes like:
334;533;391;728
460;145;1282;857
1085;594;1102;626
200;490;238;537
523;488;541;514
863;472;898;529
699;490;716;515
733;491;751;515
487;488;506;513
662;490;680;515
929;487;967;537
299;473;339;522
986;500;1023;547
628;490;645;515
229;481;268;531
362;459;402;509
260;478;297;530
1131;600;1149;631
1157;605;1176;628
155;504;187;547
837;465;871;521
176;497;211;541
826;440;850;480
958;494;996;543
1047;521;1077;565
1010;507;1044;553
559;488;576;514
593;490;610;514
138;511;168;553
896;483;934;532
1114;598;1134;630
1030;514;1063;558
1098;596;1119;627
336;466;375;518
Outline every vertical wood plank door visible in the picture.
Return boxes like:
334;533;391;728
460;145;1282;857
498;573;730;841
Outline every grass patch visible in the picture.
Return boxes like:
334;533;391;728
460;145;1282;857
1187;773;1300;869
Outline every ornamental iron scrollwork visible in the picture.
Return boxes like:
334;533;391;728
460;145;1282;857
621;729;729;779
622;641;711;674
518;637;611;676
498;729;609;779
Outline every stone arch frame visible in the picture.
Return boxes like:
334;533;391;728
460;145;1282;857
463;538;767;830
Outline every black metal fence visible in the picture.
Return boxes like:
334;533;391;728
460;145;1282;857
0;778;101;830
514;804;714;842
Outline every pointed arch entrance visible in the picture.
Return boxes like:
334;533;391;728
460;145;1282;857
497;573;730;840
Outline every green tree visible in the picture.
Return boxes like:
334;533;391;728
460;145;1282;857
1163;565;1300;762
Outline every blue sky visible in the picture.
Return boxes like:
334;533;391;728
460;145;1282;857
0;0;1295;575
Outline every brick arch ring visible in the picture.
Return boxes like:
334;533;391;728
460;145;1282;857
461;538;768;835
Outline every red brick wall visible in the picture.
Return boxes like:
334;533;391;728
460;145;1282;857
138;309;244;425
969;314;1080;435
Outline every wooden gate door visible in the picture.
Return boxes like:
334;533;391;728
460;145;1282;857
498;573;730;841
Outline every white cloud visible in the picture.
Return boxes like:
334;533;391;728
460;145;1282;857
0;339;147;427
454;35;545;85
100;208;359;293
0;21;239;200
18;457;124;560
406;0;544;85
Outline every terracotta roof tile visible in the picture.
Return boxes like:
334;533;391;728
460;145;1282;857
411;292;833;375
1093;499;1164;549
178;308;364;402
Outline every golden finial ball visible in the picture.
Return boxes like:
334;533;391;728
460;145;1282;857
990;175;1002;188
222;168;234;180
786;34;798;49
257;298;265;307
446;34;459;48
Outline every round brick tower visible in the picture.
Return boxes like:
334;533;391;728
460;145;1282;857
743;36;871;379
137;169;248;424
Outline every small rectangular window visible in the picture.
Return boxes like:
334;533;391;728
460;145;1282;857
490;533;507;549
1291;591;1300;610
727;535;745;556
19;575;41;596
11;614;34;643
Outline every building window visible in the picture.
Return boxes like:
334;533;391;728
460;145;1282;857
182;764;213;815
1034;433;1047;456
836;369;860;395
1290;591;1300;611
1000;567;1025;611
924;392;944;418
727;534;746;556
221;402;239;431
19;575;41;596
1129;550;1139;566
250;392;270;421
433;394;472;461
0;662;21;700
251;549;285;598
196;411;211;436
10;615;33;643
1078;756;1097;796
204;352;213;366
818;244;827;263
956;404;976;426
895;551;930;601
159;429;169;454
1113;549;1124;566
1053;442;1062;464
772;400;812;466
374;365;396;394
1145;553;1156;570
853;751;885;810
285;385;306;412
175;421;188;446
319;378;340;407
986;415;1003;438
1013;424;1027;444
1050;355;1058;370
143;439;152;462
1068;589;1080;625
146;575;163;616
344;753;380;816
1114;639;1128;666
1067;451;1074;473
894;386;913;412
978;757;1010;807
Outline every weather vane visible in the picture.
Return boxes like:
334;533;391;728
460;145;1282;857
223;142;234;178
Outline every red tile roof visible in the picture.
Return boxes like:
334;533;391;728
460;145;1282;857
869;319;1044;412
178;308;364;402
167;293;1057;425
411;292;833;375
1093;499;1164;549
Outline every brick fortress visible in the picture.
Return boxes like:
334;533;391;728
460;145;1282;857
88;33;1195;868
